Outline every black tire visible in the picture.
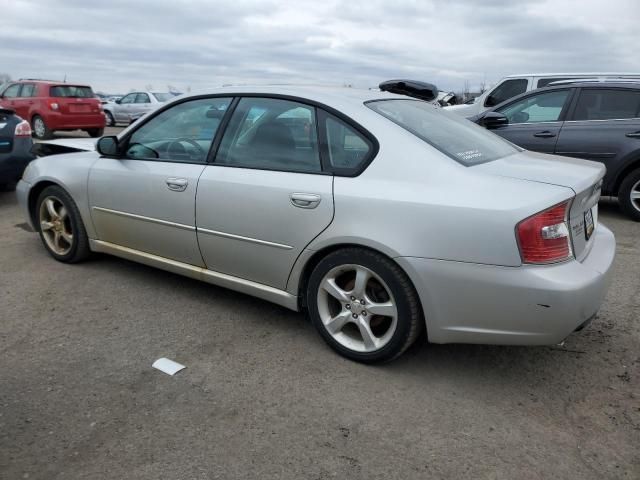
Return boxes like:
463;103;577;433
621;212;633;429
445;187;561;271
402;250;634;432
104;111;115;127
32;115;53;140
35;185;91;263
86;128;104;138
619;168;640;221
306;248;423;363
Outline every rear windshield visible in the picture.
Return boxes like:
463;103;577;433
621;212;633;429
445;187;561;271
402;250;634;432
49;85;94;98
366;99;519;165
152;93;174;102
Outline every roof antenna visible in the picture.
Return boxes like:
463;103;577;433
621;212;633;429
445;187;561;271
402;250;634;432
63;74;67;83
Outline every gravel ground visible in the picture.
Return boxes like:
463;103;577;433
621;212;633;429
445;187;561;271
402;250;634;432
0;187;638;479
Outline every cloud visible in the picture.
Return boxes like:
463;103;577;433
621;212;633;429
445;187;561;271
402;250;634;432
0;0;637;93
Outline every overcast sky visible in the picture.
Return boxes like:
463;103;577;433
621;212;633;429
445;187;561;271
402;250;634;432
1;0;638;94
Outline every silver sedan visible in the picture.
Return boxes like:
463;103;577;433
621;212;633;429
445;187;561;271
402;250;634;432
102;91;175;126
16;85;615;363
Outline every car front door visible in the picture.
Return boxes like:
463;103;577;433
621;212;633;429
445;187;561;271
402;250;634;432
88;96;233;266
11;83;35;120
489;88;574;153
114;93;136;123
555;87;640;192
196;97;334;289
0;83;22;112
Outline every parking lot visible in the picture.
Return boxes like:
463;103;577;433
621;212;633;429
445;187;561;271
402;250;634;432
1;186;638;479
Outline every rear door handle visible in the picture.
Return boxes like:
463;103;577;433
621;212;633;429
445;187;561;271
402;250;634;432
625;131;640;138
166;177;188;192
533;131;556;138
290;193;321;209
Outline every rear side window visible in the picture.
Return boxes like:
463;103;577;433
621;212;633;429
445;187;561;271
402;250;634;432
497;90;570;123
216;97;321;173
2;84;21;98
152;93;173;102
537;77;580;88
20;84;36;97
486;79;528;106
136;93;150;103
324;114;372;171
572;89;640;121
367;99;518;166
50;85;94;98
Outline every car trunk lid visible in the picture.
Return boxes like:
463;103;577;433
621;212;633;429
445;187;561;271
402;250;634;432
49;85;102;115
474;151;605;261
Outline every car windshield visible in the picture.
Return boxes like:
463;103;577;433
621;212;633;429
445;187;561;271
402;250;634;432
366;99;519;165
49;85;94;98
152;93;174;102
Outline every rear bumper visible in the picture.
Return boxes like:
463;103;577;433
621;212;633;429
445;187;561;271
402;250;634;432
0;138;35;182
397;224;616;345
45;112;105;130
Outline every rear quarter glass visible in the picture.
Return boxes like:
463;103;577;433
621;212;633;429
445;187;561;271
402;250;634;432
366;99;519;166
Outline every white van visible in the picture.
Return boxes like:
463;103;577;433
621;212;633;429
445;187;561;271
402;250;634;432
447;72;640;116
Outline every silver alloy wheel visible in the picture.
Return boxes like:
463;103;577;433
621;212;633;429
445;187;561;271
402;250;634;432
630;179;640;213
39;196;73;255
317;264;398;353
33;117;46;138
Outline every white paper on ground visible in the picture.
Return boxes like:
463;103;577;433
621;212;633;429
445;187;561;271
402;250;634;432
152;358;186;376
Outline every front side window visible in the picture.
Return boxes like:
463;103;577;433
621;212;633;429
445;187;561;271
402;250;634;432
125;97;231;163
486;79;528;107
325;115;372;171
136;93;150;104
49;85;94;98
572;89;640;121
498;90;570;124
367;99;518;166
120;93;136;104
2;84;21;98
216;97;321;173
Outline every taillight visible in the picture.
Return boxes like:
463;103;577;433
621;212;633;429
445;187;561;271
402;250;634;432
14;120;32;137
50;102;59;110
517;200;573;264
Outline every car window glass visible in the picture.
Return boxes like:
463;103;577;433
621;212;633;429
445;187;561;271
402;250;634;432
325;115;371;170
152;93;173;102
125;97;231;163
537;77;580;88
120;94;136;104
573;89;640;121
136;93;150;104
49;85;94;97
367;99;518;166
216;97;321;173
498;90;570;123
486;79;528;106
3;84;21;98
20;84;35;97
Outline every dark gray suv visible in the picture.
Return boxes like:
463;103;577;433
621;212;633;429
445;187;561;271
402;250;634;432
473;82;640;220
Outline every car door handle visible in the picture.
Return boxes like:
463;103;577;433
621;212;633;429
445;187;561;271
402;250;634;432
166;178;188;192
625;131;640;138
533;131;556;138
290;193;321;209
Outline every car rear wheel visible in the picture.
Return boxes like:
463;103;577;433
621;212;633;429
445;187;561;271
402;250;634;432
619;168;640;221
104;111;115;127
306;248;423;363
36;186;90;263
32;115;52;140
86;128;104;138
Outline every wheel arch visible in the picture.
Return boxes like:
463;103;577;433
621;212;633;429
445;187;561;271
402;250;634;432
27;180;62;231
611;155;640;196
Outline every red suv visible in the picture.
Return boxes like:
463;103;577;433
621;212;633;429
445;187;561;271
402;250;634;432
0;80;105;139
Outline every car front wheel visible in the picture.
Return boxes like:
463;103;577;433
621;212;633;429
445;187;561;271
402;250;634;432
619;167;640;221
306;248;423;363
36;185;90;263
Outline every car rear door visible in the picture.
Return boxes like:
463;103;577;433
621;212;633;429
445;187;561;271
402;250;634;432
490;88;574;153
131;93;153;117
0;83;22;112
555;87;640;193
88;97;233;266
195;96;334;290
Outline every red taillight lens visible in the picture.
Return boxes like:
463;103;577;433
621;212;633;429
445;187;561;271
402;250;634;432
49;102;59;110
517;200;573;264
14;120;32;137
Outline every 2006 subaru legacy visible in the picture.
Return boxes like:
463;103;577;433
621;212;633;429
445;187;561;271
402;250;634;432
17;81;616;363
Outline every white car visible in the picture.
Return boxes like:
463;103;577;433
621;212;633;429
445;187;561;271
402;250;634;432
103;91;175;126
448;72;640;117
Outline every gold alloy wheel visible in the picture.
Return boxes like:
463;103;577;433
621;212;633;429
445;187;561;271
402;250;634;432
39;196;73;255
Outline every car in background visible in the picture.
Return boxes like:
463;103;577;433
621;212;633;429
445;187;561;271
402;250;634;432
17;82;615;363
0;80;105;140
0;108;35;189
472;81;640;220
103;91;175;126
448;73;640;117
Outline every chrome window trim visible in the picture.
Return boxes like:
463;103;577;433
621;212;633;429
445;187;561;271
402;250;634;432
564;117;640;123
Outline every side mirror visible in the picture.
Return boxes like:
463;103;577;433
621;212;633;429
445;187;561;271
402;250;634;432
481;112;509;129
97;136;120;156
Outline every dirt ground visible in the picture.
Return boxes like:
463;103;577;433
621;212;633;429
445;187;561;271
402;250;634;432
0;188;638;479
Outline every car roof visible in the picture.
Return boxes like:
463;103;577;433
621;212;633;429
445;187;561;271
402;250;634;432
536;82;640;91
15;79;91;87
505;72;640;78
